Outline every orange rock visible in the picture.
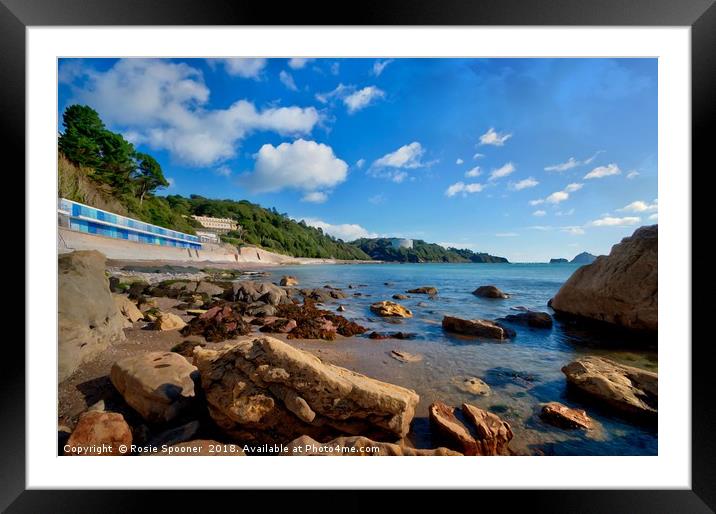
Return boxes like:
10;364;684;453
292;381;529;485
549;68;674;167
65;411;132;456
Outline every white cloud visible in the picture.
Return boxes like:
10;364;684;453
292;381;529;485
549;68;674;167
355;158;366;169
344;86;386;114
473;153;485;159
301;191;328;203
618;199;658;213
489;162;516;181
564;183;583;192
546;191;570;204
456;158;464;165
288;58;313;69
479;128;512;146
590;216;641;227
465;166;482;178
165;177;175;189
65;59;320;167
584;163;621;179
445;181;485;197
315;83;350;104
496;232;519;237
279;70;298;91
533;210;546;217
215;165;232;177
302;218;378;241
562;226;586;235
372;142;427;170
509;177;539;190
626;170;640;179
544;157;579;172
391;171;408;183
556;208;575;216
215;58;267;79
649;213;658;221
529;199;545;206
240;139;347;194
372;59;394;76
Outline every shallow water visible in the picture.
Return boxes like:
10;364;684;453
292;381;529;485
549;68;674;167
269;262;658;456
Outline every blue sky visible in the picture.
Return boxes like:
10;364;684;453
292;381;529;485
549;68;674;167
58;57;657;262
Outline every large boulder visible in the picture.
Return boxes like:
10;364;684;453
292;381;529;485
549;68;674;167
59;251;126;381
551;225;657;332
561;356;657;420
442;316;514;340
428;401;513;456
229;281;291;306
282;435;460;456
113;294;144;324
193;336;419;443
110;352;199;423
65;411;132;456
370;301;413;318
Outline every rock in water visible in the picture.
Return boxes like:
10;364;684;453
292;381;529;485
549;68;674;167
540;402;593;430
429;401;478;455
561;356;657;420
193;336;419;443
551;225;657;332
460;403;514;456
452;376;491;396
65;411;132;456
407;286;438;295
442;316;514;340
110;352;199;423
280;275;299;286
472;285;509;298
370;301;413;318
282;435;461;456
59;251;126;381
500;311;553;329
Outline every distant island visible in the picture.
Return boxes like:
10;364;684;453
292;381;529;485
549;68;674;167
550;258;568;263
571;252;598;264
352;238;508;263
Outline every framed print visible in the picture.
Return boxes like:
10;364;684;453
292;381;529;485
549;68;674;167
3;0;714;511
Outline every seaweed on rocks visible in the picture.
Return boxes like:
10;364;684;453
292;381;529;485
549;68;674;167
275;299;367;340
180;301;251;342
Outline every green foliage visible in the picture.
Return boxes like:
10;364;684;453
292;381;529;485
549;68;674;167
351;238;508;263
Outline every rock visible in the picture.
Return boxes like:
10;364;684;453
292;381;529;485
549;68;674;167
110;352;199;423
540;402;593;430
442;316;514;340
193;336;419;442
259;318;297;334
113;294;144;326
58;251;126;381
336;305;346;312
500;311;553;329
551;225;657;332
181;303;252;342
170;340;206;359
282;435;461;456
127;280;149;300
370;301;413;318
155;439;246;456
276;301;367;340
392;294;409;300
368;331;416;340
561;356;657;420
452;376;491;396
407;286;438;295
571;252;598;264
65;411;132;456
229;281;292;306
87;399;105;412
472;285;509;299
194;281;225;297
152;312;187;331
245;303;278;317
280;275;299;286
429;401;478;455
461;403;514;456
389;350;423;363
301;287;348;302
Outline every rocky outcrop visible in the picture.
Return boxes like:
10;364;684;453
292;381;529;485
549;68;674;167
571;252;597;264
499;311;553;329
428;401;513;456
275;301;367;340
540;402;593;430
280;276;299;286
152;312;187;331
442;316;514;340
300;287;348;302
551;225;657;332
113;294;144;324
407;286;438;295
228;281;292;306
561;356;657;420
282;435;461;456
193;336;419;443
59;251;126;381
472;285;509;298
181;303;252;342
370;301;413;318
110;352;199;423
65;411;132;455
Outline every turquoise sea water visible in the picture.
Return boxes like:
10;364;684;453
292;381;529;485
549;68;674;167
268;262;658;456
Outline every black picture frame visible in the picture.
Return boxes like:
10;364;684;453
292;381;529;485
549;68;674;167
3;0;714;511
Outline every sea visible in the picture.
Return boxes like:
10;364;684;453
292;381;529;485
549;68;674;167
267;262;657;456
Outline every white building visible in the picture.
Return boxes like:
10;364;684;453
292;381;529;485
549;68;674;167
389;238;413;249
191;215;239;235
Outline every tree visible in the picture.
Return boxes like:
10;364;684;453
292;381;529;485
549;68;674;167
58;105;106;169
133;153;169;205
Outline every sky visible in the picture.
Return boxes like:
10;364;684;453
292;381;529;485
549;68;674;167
57;57;658;262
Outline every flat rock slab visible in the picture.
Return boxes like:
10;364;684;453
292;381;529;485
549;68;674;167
442;316;514;340
193;336;419;443
561;356;657;420
110;352;198;423
540;402;593;430
370;301;413;318
389;350;423;363
452;376;491;396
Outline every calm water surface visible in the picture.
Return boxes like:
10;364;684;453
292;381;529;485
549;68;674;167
262;262;657;456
